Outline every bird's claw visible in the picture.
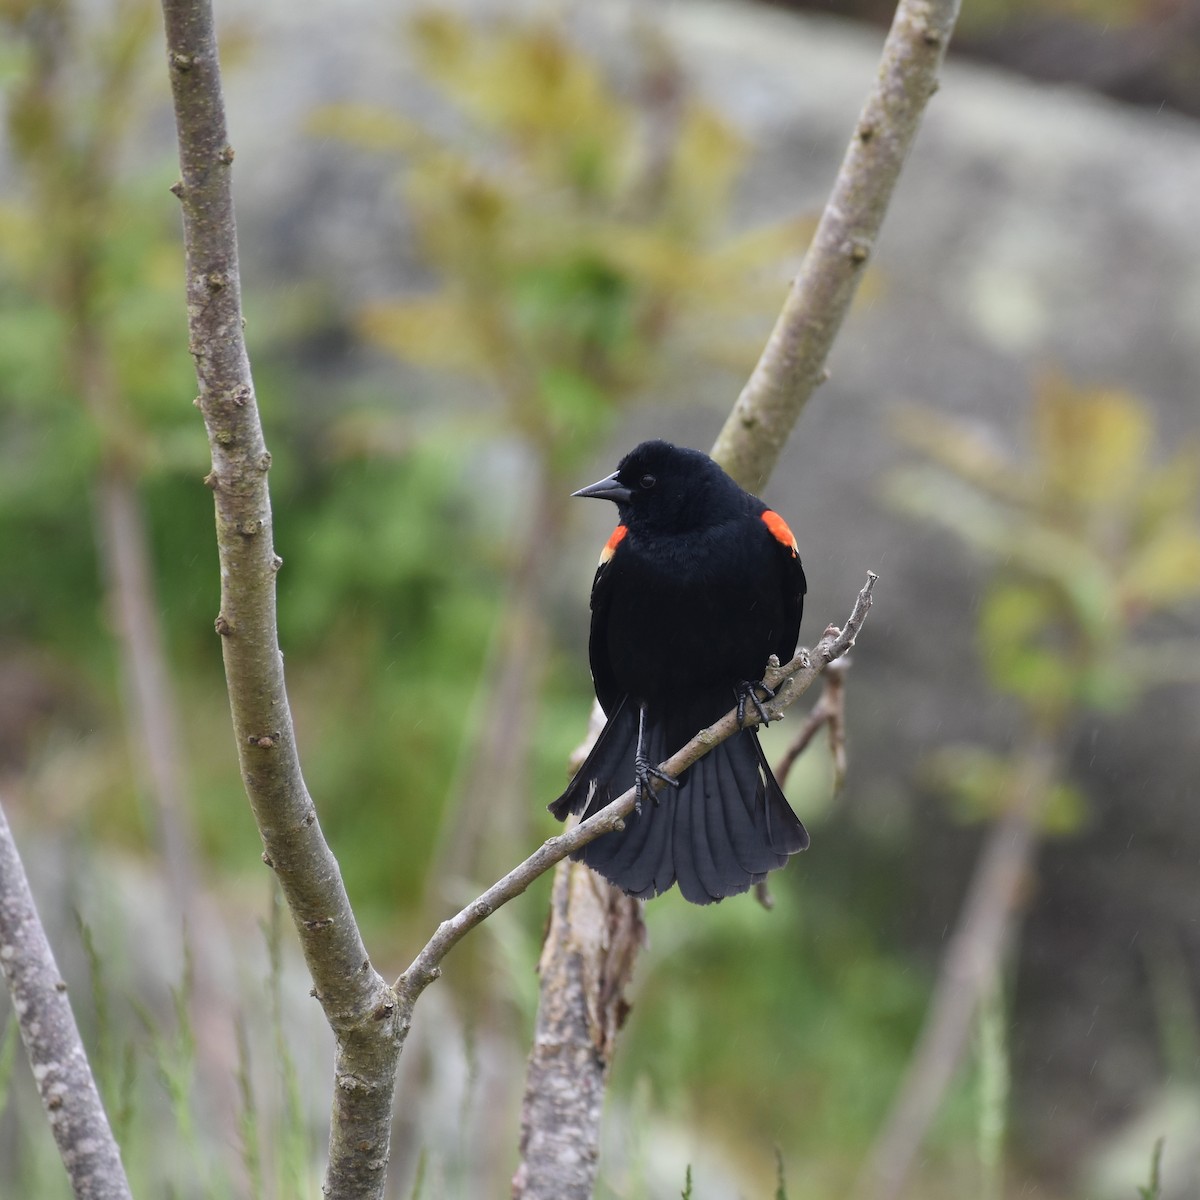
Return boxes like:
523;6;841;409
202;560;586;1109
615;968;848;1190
634;759;679;812
736;679;776;727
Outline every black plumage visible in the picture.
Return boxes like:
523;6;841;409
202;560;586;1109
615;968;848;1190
549;439;809;904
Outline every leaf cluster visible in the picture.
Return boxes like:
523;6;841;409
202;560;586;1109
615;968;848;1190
0;0;203;655
311;11;811;474
890;373;1200;828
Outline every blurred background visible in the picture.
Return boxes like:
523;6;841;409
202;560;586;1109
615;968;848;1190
1;0;1198;1197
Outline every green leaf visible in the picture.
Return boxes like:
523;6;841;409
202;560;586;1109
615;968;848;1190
1041;780;1089;836
978;582;1076;714
921;744;1088;835
922;744;1013;825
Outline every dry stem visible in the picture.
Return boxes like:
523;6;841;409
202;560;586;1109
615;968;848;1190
0;802;133;1200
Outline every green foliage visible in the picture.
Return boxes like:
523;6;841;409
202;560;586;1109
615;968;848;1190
774;1146;790;1200
77;914;138;1149
1136;1136;1164;1200
312;11;810;476
136;946;215;1197
886;376;1200;1187
0;0;203;674
890;374;1200;835
614;878;937;1192
921;744;1088;834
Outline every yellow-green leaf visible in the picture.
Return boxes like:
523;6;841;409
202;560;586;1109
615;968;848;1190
1121;519;1200;608
306;103;432;156
1040;781;1089;836
1033;373;1151;510
359;296;488;377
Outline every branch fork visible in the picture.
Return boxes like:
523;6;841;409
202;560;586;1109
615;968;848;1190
394;572;877;1016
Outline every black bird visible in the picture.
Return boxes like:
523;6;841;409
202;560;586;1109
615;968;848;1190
549;439;809;904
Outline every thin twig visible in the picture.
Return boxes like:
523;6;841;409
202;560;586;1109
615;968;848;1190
711;0;963;495
775;655;849;791
399;574;877;1000
0;800;133;1200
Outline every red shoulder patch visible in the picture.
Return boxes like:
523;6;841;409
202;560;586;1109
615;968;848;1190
761;510;797;556
599;524;627;564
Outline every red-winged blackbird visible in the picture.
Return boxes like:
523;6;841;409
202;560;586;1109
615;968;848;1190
550;439;809;904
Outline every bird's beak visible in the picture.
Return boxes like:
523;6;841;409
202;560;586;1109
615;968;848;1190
572;471;633;503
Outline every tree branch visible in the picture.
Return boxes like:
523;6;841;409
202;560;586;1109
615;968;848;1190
399;575;876;1003
517;1;961;1187
512;863;643;1200
0;801;133;1200
711;0;963;494
158;4;398;1196
775;655;849;792
514;579;875;1198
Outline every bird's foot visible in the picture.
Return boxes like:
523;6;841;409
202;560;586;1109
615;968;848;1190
634;758;680;813
736;679;776;727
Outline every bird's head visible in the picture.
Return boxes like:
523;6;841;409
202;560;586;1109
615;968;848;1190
572;440;742;534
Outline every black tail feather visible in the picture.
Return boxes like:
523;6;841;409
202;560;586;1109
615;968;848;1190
548;701;808;904
549;697;637;823
713;735;777;879
671;767;710;904
754;735;810;854
692;756;724;900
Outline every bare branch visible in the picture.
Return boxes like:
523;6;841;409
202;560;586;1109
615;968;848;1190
398;574;877;1001
157;3;397;1195
0;801;132;1200
711;0;963;494
776;654;849;791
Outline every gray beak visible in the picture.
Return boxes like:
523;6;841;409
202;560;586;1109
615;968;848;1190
572;471;633;503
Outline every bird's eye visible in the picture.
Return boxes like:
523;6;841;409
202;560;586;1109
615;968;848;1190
640;474;657;490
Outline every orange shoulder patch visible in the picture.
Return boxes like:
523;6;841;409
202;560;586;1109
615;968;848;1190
599;524;627;564
761;510;797;556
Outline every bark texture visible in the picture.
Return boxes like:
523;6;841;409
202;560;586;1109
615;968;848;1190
512;867;644;1200
712;0;964;494
158;4;399;1196
0;802;133;1200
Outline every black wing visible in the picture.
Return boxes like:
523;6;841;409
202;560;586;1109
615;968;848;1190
587;552;623;717
752;504;806;667
777;543;806;666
